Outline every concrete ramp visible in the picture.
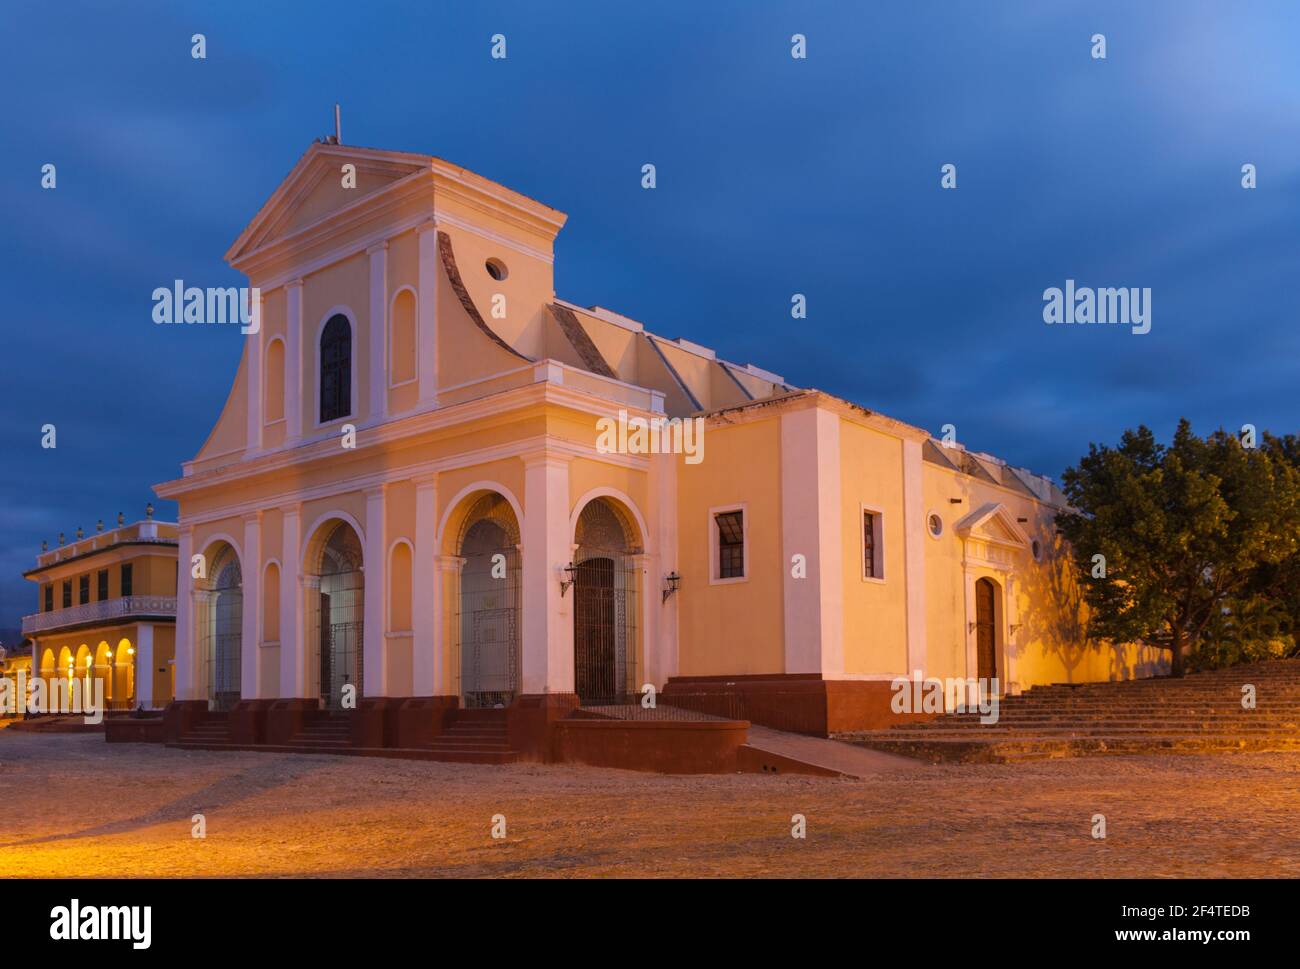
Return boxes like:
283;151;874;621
741;725;925;778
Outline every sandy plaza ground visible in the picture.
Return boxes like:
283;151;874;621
1;731;1297;879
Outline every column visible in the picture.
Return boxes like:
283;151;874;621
135;623;156;709
173;527;195;700
520;452;574;695
363;486;388;697
367;241;388;421
284;279;304;444
780;406;844;677
411;474;438;696
435;556;464;698
245;289;264;451
415;222;440;408
901;436;928;675
631;551;655;694
241;512;262;699
650;450;679;685
280;506;305;697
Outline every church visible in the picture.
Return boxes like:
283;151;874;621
154;139;1158;762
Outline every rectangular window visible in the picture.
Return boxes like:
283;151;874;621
715;510;745;579
43;584;53;613
121;563;134;597
78;575;89;605
863;510;884;580
97;569;109;601
62;581;72;609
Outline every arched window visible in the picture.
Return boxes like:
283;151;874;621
319;314;352;423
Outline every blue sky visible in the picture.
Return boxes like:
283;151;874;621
2;0;1298;633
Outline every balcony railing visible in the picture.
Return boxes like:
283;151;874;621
21;596;177;635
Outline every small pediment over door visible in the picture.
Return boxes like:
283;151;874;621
954;502;1030;569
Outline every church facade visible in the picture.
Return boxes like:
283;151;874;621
156;141;1157;755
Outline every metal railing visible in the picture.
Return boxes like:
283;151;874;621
21;596;176;635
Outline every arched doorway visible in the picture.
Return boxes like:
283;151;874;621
94;641;113;709
572;498;641;705
199;544;243;711
975;577;999;682
39;649;55;702
115;639;135;708
455;493;521;708
313;521;364;710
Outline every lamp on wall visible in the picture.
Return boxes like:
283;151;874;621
560;562;576;597
662;571;681;603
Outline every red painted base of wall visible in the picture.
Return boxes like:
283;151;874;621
508;693;579;762
662;675;934;737
105;717;166;743
162;700;209;742
393;696;459;747
552;718;749;773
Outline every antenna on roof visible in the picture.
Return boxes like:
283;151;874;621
333;103;342;145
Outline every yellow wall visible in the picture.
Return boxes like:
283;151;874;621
676;417;784;675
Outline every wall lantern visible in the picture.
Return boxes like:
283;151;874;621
145;502;155;520
662;571;681;603
560;562;576;597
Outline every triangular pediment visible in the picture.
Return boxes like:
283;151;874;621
954;502;1030;549
225;143;430;266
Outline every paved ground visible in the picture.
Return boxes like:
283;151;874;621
1;732;1297;877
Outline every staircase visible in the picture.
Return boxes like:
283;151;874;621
423;709;518;764
289;713;351;752
841;659;1300;763
175;711;233;748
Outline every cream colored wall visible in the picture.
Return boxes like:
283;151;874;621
921;461;1160;687
676;417;784;676
302;251;371;428
438;222;554;360
838;420;909;676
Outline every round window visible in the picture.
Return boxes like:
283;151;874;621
1031;539;1042;561
927;513;943;538
485;258;508;281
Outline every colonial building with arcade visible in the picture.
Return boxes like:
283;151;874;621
153;140;1157;762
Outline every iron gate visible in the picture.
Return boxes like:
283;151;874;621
573;551;638;705
204;556;242;712
316;524;364;709
457;533;520;709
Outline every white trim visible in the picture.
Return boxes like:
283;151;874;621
435;481;525;555
925;508;945;540
299;509;367;572
707;502;748;585
312;305;360;430
196;532;244;574
568;487;650;554
387;285;419;389
859;503;885;583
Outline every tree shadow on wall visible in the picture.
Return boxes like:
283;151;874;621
1017;532;1164;683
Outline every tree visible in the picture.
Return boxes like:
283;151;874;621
1055;420;1300;676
